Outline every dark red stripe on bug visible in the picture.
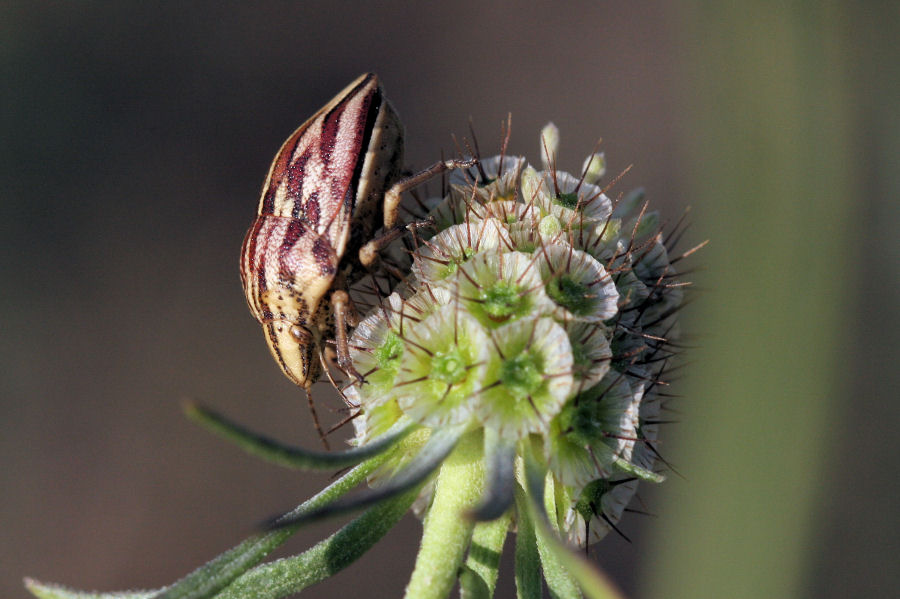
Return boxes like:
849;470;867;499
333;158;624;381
345;84;382;207
240;218;266;312
300;190;320;226
318;74;376;166
312;237;337;276
254;223;271;302
277;218;308;282
284;148;312;211
279;217;306;251
320;85;383;234
262;132;303;214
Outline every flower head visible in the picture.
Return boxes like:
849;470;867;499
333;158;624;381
342;125;692;562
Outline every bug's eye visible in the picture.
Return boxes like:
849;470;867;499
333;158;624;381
290;326;311;342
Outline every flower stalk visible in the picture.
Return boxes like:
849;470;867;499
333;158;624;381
404;430;485;599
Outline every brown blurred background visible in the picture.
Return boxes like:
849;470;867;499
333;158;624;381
2;2;897;598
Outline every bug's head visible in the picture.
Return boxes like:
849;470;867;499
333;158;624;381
261;321;319;389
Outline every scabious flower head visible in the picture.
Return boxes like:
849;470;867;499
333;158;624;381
347;125;691;553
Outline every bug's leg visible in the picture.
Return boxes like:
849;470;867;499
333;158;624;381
302;381;330;450
358;219;426;271
383;158;477;229
379;260;410;282
319;348;358;409
331;290;364;383
326;409;362;436
360;159;474;269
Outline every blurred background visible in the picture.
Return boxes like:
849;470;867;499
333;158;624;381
2;2;897;598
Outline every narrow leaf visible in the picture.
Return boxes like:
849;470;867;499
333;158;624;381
461;514;510;598
522;446;548;507
266;425;463;529
533;528;625;599
151;444;398;599
513;485;541;599
214;486;420;599
459;566;491;599
467;429;516;521
24;579;158;599
522;453;626;599
184;402;414;470
535;477;582;599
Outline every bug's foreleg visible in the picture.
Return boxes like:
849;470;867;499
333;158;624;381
382;158;477;229
330;290;363;384
358;219;425;272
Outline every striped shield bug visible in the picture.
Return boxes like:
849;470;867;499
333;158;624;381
240;73;472;445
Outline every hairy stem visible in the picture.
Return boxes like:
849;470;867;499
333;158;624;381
404;430;485;599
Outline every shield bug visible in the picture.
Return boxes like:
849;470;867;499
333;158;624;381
240;73;471;444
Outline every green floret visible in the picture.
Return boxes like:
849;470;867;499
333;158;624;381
547;274;593;315
499;351;546;399
481;280;528;322
556;391;612;448
431;348;469;386
374;331;404;372
555;191;580;209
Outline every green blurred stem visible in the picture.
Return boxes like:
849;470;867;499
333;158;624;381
643;4;855;599
404;430;485;599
